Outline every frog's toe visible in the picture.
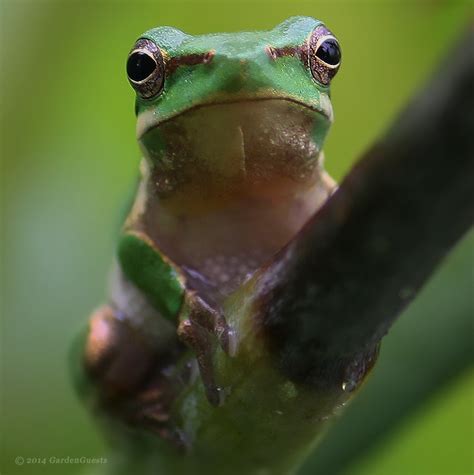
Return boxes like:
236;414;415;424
178;318;225;406
185;294;236;356
219;323;238;357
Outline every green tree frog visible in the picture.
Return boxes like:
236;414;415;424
81;16;341;440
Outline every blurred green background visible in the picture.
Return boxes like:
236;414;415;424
1;1;472;474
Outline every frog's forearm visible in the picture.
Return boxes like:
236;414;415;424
117;230;185;321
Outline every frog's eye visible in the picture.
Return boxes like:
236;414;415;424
315;38;341;66
308;26;341;86
127;38;165;99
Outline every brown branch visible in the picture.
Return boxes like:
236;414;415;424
255;27;474;389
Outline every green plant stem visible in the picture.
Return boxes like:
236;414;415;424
252;26;474;387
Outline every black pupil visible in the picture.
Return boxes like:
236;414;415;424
316;39;341;66
127;52;157;82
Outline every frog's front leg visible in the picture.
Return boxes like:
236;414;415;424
118;230;234;407
78;230;189;439
177;294;234;406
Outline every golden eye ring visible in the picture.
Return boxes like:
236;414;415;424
308;25;341;86
127;38;165;99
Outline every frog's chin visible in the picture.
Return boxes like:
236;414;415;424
137;98;331;197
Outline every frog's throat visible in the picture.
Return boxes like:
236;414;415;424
137;98;331;196
136;95;333;140
133;158;337;304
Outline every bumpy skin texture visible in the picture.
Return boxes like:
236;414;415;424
80;16;341;452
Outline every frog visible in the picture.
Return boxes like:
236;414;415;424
80;15;341;440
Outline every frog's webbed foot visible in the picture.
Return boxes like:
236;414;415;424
81;305;188;447
177;294;234;406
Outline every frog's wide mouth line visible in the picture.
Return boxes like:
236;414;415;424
136;96;333;139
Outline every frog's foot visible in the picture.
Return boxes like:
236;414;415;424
82;305;185;445
127;386;191;449
177;295;235;406
83;305;157;396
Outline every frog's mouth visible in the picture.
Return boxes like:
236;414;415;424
136;94;333;140
135;98;335;303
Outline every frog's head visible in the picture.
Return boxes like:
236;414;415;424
127;17;341;198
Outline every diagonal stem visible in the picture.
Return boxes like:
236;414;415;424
253;28;474;388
